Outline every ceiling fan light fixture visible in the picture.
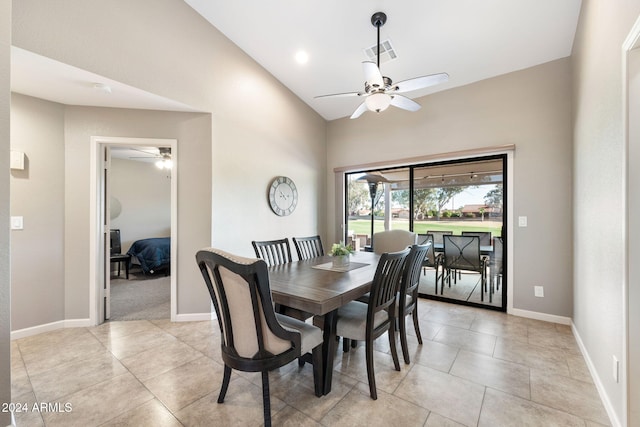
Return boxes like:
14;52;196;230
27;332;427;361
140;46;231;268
155;159;173;170
365;92;391;113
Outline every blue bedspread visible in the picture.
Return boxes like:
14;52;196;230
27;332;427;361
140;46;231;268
127;237;170;274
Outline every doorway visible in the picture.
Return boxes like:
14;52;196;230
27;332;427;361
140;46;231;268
89;137;178;325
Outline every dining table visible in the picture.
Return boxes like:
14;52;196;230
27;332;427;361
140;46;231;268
268;250;381;395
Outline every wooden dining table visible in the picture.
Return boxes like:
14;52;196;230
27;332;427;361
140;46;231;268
268;251;380;395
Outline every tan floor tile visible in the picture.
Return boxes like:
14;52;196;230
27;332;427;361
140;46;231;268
333;345;408;395
175;376;286;426
470;317;529;343
527;327;581;353
29;350;128;402
421;306;477;330
450;350;530;399
11;354;32;398
271;405;323;427
142;355;225;412
408;338;459;372
180;331;222;359
10;390;45;427
530;369;610;425
493;337;571;377
40;373;153;427
566;352;594;383
433;325;497;356
425;412;466;427
479;387;586;427
405;316;443;341
88;320;161;343
99;398;182;426
394;363;485;426
321;382;429;426
119;339;203;381
103;329;178;359
150;318;217;339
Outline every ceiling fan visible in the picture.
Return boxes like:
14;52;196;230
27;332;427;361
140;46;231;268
315;12;449;119
129;147;173;169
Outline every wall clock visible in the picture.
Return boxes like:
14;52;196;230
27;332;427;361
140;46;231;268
268;176;298;216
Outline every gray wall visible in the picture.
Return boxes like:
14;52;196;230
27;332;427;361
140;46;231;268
10;94;65;331
10;0;327;328
63;107;213;318
0;0;11;424
572;1;640;424
110;158;171;254
327;58;574;318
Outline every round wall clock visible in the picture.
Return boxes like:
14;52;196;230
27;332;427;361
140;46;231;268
268;176;298;216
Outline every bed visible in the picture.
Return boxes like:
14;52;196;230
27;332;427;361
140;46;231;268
126;237;170;275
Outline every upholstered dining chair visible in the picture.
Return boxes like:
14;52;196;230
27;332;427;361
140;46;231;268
195;248;323;427
372;229;416;254
336;248;410;400
441;235;489;301
292;235;324;260
251;238;292;266
397;243;431;364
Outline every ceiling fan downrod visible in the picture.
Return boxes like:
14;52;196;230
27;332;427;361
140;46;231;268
371;12;387;70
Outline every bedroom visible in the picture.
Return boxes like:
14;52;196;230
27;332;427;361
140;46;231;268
108;146;172;321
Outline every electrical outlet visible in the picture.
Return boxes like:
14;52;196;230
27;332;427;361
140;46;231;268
534;286;544;297
613;355;620;383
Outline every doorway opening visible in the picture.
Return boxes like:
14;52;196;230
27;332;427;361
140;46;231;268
89;137;178;325
344;154;506;311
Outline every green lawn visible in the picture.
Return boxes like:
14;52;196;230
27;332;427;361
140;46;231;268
346;219;502;237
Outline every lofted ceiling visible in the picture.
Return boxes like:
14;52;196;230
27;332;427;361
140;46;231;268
10;1;582;121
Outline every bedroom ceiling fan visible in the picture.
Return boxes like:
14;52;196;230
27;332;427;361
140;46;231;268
129;147;173;169
315;12;449;119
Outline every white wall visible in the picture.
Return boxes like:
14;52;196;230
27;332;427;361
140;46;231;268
327;58;573;318
572;1;640;425
0;0;11;424
110;157;171;254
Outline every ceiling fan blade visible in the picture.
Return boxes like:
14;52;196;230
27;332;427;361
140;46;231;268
350;101;369;119
393;72;449;93
362;61;384;88
390;95;421;112
315;91;363;99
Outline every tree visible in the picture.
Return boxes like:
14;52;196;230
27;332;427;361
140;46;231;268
347;181;369;216
484;185;503;214
431;187;465;220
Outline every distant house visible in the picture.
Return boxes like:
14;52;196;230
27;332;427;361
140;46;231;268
461;204;502;217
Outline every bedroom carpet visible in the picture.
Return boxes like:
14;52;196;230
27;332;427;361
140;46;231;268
109;273;170;321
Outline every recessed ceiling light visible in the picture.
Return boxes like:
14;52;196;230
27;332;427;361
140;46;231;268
295;50;309;65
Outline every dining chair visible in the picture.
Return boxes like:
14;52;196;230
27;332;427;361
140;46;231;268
110;229;131;279
372;229;416;254
397;243;431;364
441;235;489;301
417;234;442;291
490;237;504;296
336;248;410;400
251;238;292;266
195;248;323;427
292;235;324;260
425;230;452;246
461;231;492;246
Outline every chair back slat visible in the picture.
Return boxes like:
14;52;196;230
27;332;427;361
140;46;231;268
252;239;292;266
400;244;431;298
443;235;482;271
417;234;437;264
292;235;324;260
369;249;410;318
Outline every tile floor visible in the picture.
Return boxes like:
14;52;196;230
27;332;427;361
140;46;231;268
10;299;610;426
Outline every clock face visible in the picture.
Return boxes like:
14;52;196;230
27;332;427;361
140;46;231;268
268;176;298;216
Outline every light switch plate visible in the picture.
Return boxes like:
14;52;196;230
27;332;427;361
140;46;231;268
11;216;24;230
518;216;528;227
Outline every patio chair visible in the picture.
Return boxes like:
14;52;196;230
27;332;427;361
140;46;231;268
417;234;442;292
490;237;504;297
195;248;323;427
441;235;489;301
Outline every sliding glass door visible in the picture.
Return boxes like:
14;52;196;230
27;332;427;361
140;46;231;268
344;155;506;311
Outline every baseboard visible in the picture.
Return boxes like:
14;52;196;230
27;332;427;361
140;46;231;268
509;307;572;325
10;318;92;340
173;312;215;322
572;322;620;427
